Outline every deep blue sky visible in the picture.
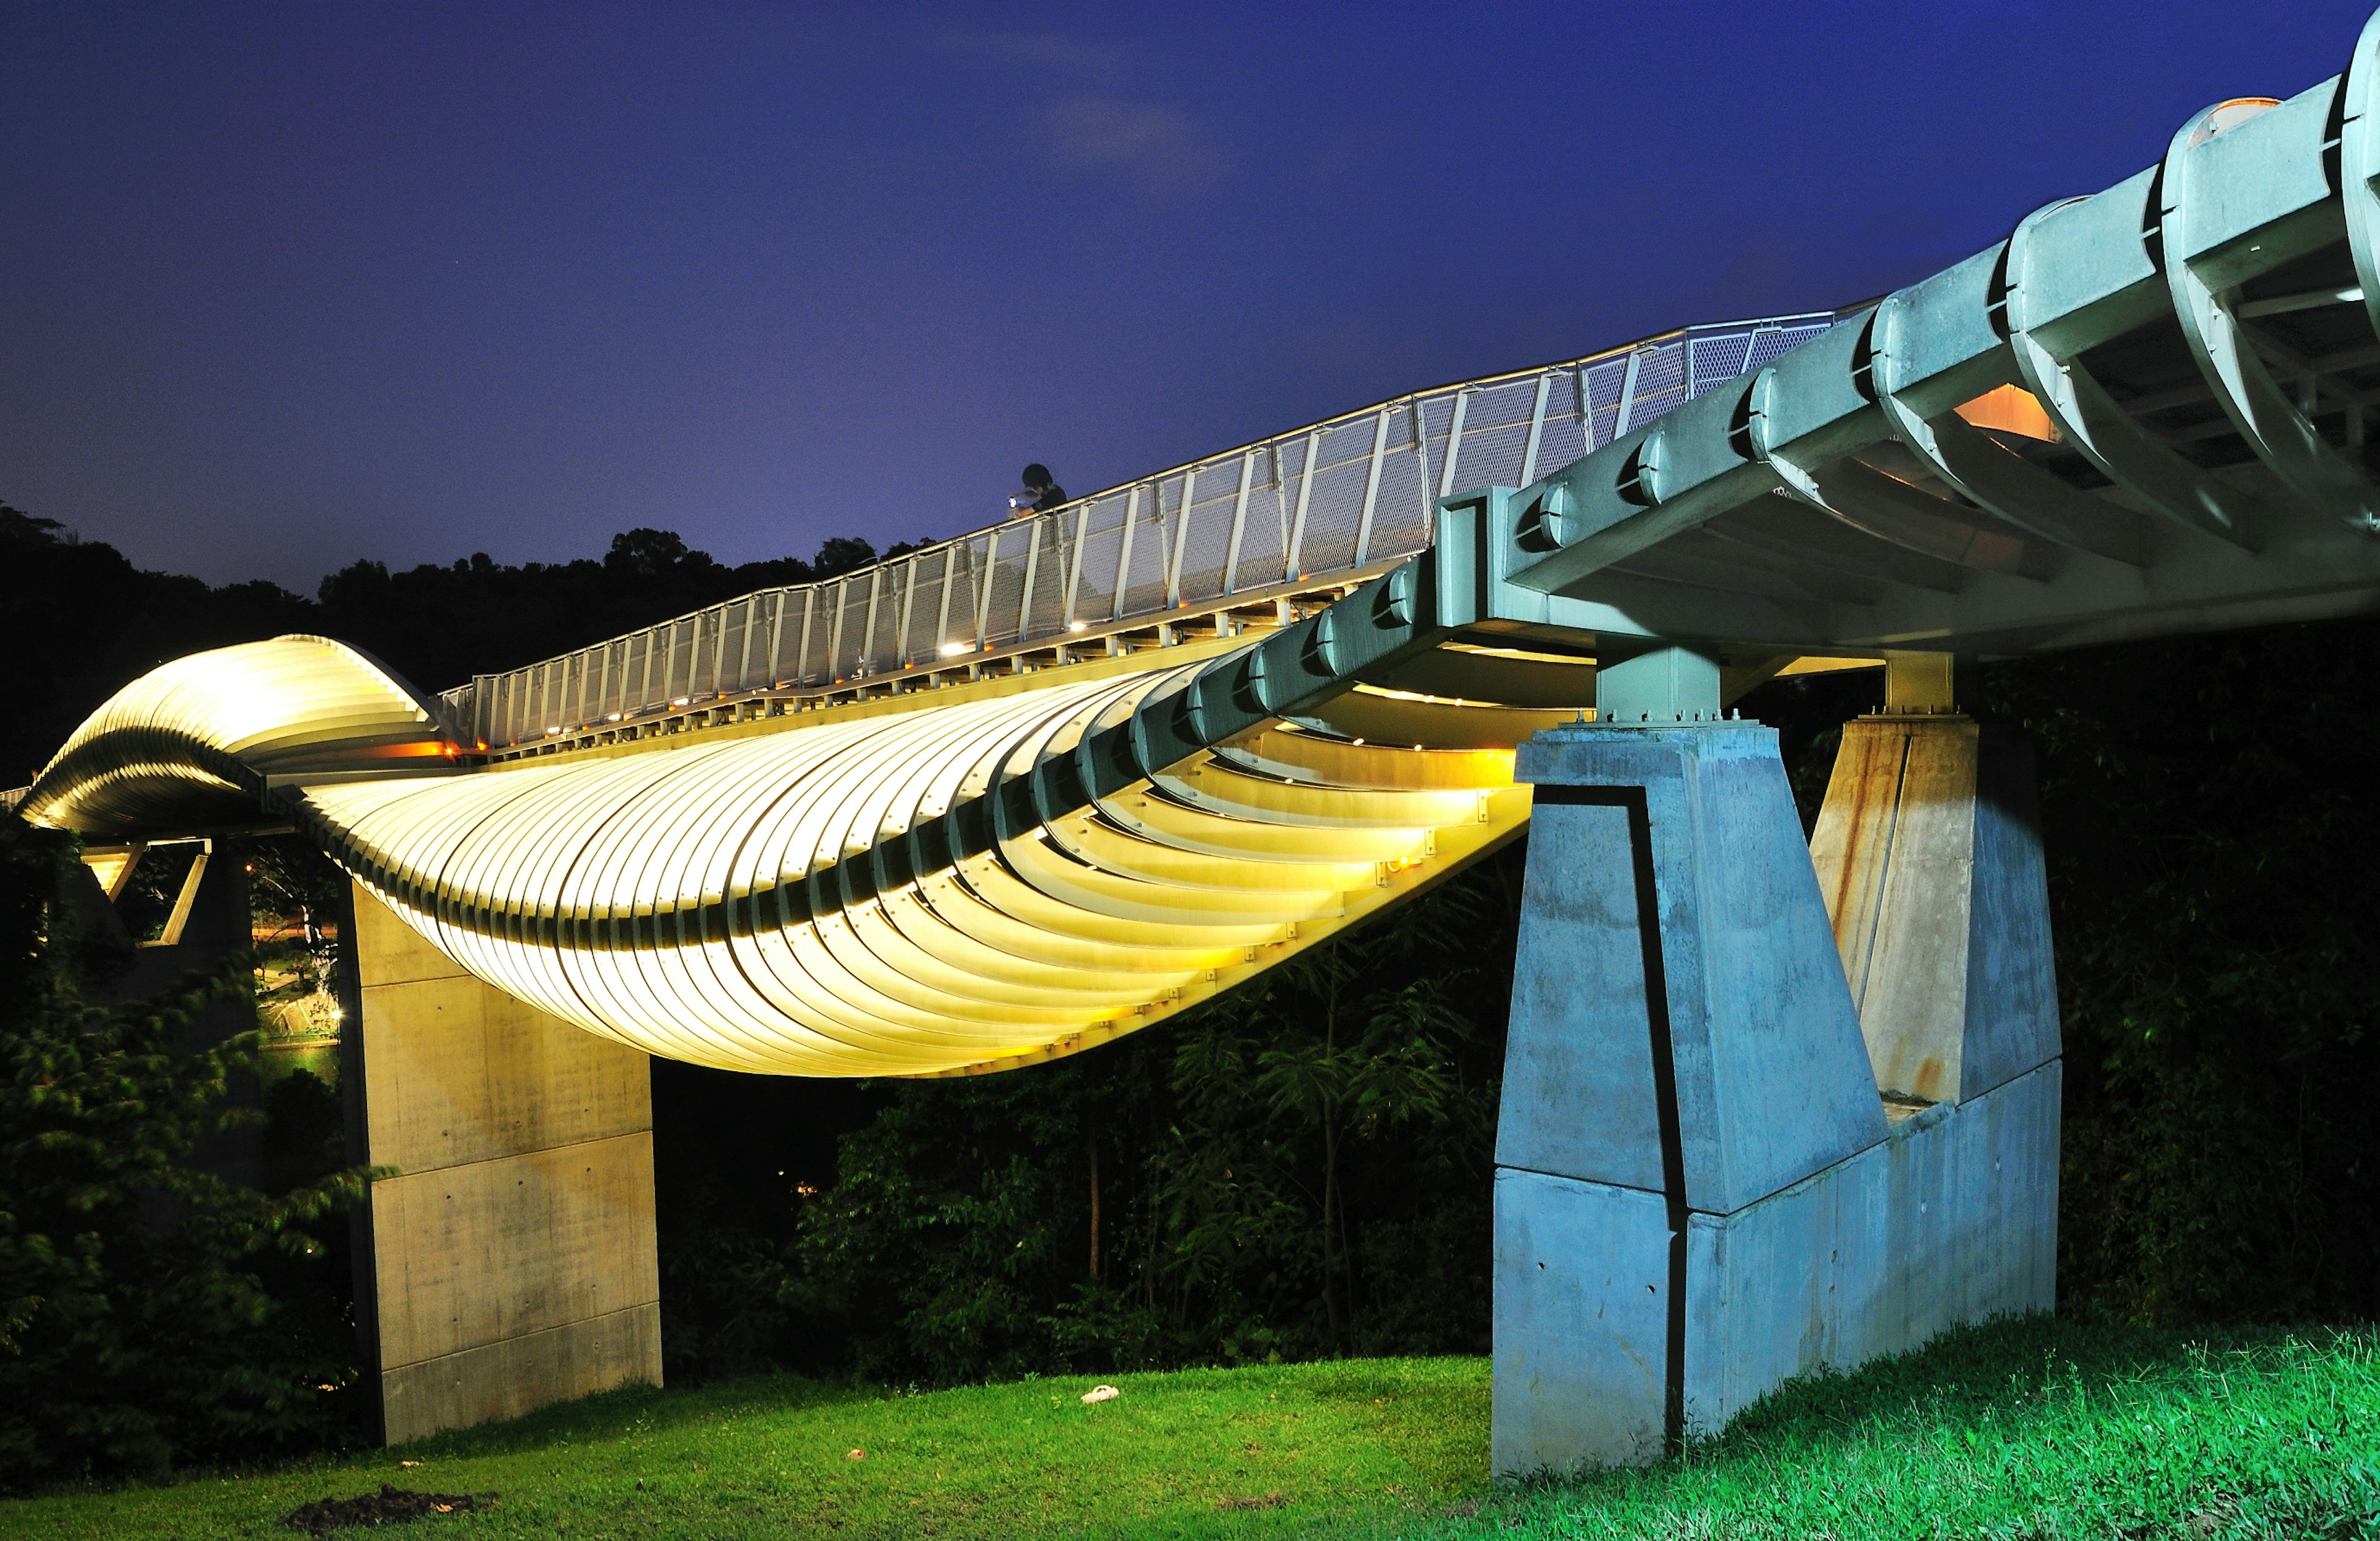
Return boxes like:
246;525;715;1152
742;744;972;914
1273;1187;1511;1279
4;2;2373;590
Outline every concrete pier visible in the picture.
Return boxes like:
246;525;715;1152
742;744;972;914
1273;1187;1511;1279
1810;713;2061;1107
1491;690;2060;1473
342;886;662;1445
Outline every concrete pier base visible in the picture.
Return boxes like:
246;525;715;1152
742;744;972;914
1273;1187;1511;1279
343;885;662;1445
1491;712;2060;1474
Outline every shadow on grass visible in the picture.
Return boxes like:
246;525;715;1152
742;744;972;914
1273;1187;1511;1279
387;1371;888;1462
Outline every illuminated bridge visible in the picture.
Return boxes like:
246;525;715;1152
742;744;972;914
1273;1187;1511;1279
21;10;2380;1469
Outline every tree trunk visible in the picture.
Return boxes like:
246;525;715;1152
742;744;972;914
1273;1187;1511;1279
1321;947;1342;1348
1088;1135;1102;1280
1321;1114;1342;1348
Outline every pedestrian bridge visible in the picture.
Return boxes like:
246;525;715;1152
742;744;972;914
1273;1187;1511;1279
20;10;2380;1469
14;307;1846;1079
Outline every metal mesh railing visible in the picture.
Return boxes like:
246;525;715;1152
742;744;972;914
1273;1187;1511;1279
443;310;1837;749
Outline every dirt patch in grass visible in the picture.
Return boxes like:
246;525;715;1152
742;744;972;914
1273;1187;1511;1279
281;1485;493;1535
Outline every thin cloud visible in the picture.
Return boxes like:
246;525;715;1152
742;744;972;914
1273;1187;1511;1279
1043;96;1231;196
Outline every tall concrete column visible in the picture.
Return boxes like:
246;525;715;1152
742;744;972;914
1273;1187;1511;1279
340;884;662;1445
1491;650;2061;1475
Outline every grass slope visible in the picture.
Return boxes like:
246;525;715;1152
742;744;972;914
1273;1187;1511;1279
1;1320;2373;1540
1437;1321;2380;1541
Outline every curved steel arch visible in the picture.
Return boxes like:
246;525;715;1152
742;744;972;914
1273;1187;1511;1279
21;615;1535;1076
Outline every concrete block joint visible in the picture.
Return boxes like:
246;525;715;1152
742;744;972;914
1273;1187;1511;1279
1492;714;2059;1474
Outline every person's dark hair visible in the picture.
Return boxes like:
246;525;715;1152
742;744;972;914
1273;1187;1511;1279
1021;463;1052;489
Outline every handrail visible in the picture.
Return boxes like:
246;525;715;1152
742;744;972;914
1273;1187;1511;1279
446;310;1838;750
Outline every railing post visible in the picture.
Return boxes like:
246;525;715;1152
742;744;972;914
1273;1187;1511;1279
1113;485;1141;621
736;595;759;692
1015;516;1044;642
935;546;959;657
1354;408;1391;565
974;529;1000;652
1438;388;1471;499
1520;373;1553;487
1223;450;1256;594
1286;429;1319;581
861;567;884;677
1413;398;1435;540
795;587;817;687
1165;468;1196;609
1063;503;1089;628
1615;348;1646;437
896;555;920;668
827;579;851;683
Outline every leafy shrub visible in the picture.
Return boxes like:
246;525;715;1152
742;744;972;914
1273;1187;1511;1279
764;849;1522;1385
0;823;374;1489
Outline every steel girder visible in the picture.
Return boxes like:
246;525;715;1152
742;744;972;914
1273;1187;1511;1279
1470;17;2380;659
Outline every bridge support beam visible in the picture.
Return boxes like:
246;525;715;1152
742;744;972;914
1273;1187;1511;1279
1491;689;2060;1473
340;885;662;1445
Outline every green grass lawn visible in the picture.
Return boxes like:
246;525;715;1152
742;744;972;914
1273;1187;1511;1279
2;1319;2373;1540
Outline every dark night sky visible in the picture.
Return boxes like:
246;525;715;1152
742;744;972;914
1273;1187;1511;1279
3;2;2372;590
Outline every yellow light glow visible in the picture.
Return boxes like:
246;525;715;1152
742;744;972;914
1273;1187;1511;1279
25;632;1533;1079
1953;384;2058;442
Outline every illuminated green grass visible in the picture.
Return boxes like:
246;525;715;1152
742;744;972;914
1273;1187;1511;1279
1418;1322;2380;1541
0;1357;1486;1540
2;1320;2373;1540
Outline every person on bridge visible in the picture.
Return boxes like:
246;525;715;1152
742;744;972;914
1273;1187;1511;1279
1009;463;1067;517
